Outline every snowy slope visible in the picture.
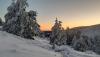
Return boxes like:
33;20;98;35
0;31;100;57
55;45;100;57
0;31;62;57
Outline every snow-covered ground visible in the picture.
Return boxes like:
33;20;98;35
0;31;62;57
55;45;100;57
0;31;100;57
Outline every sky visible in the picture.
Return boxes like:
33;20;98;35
0;0;100;31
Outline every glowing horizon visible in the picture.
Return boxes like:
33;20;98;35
40;18;100;31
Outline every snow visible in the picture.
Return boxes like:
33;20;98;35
55;45;100;57
0;31;100;57
0;31;62;57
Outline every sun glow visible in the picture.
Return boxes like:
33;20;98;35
40;18;100;31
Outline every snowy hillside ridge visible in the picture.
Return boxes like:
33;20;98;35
70;24;100;38
0;31;62;57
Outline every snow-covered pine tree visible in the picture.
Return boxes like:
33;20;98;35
28;10;41;36
32;21;41;36
58;28;67;45
50;18;60;44
65;28;75;45
3;0;40;39
3;0;19;34
0;17;3;26
93;36;100;54
50;18;64;49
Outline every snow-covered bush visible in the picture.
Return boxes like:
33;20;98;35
72;33;93;52
93;36;100;54
65;29;93;52
73;36;88;51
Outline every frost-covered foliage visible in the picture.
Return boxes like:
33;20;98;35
50;18;65;49
65;28;75;45
72;35;93;52
0;17;3;26
93;36;100;54
28;10;41;36
65;30;93;52
3;0;40;39
65;29;97;53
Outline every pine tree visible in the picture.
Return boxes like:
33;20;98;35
3;0;40;39
93;36;100;54
3;0;20;34
0;17;3;26
65;28;75;45
50;18;64;48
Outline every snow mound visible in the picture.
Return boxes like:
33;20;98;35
0;31;62;57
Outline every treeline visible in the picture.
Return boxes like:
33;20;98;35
50;18;100;54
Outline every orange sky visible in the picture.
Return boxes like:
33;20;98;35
40;24;52;31
40;17;100;31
